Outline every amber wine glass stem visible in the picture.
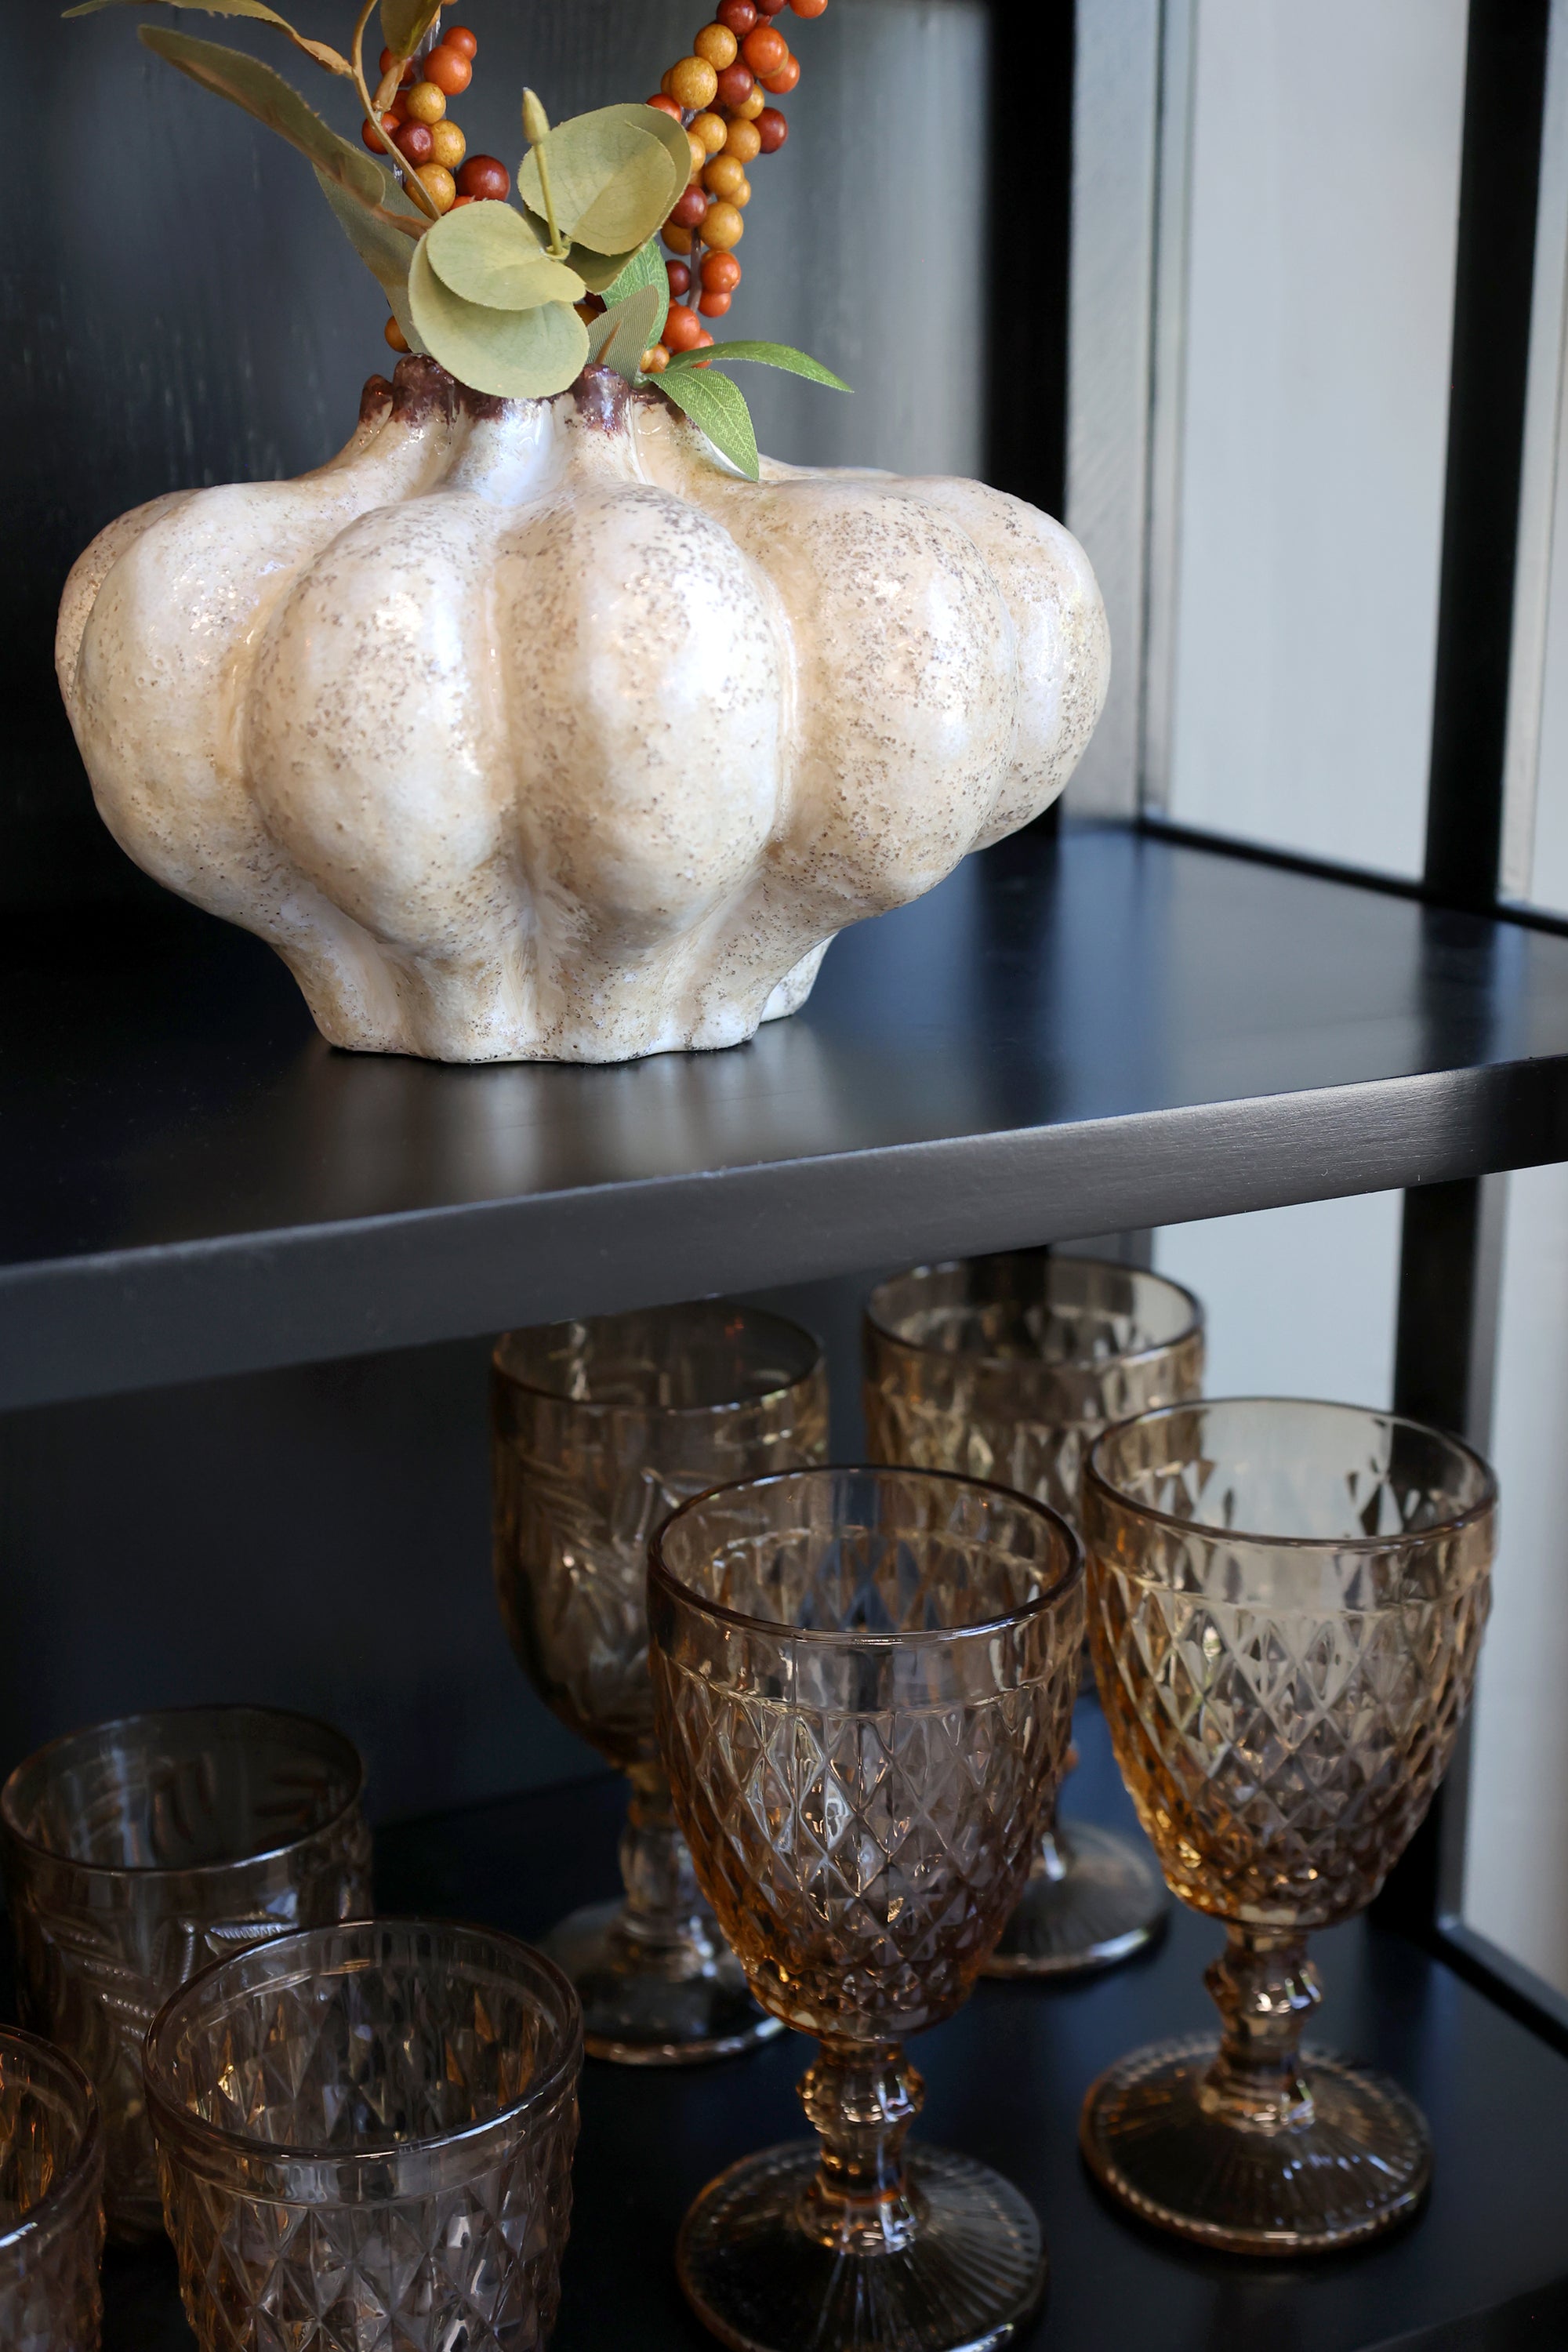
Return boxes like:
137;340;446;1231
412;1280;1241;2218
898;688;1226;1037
613;1761;715;1960
795;2040;925;2255
1201;1924;1323;2129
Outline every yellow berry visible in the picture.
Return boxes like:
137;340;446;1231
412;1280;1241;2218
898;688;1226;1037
662;221;694;253
732;172;752;207
403;78;447;123
416;162;458;211
430;118;466;169
693;20;739;67
687;128;707;176
641;343;670;372
724;117;761;163
731;82;766;121
691;109;728;154
385;314;409;352
703;199;745;249
668;55;720;109
703;153;747;201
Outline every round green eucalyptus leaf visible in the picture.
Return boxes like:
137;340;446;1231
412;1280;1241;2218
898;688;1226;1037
517;107;683;257
518;208;644;291
424;203;583;310
408;241;590;399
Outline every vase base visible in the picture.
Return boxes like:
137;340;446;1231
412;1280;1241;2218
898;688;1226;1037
677;2140;1047;2352
1080;2034;1431;2254
546;1900;782;2066
983;1820;1167;1978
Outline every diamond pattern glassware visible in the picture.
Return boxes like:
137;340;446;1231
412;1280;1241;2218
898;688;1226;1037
864;1251;1203;1975
145;1918;581;2352
0;2027;104;2352
649;1465;1084;2352
0;1705;372;2241
492;1301;829;2065
1080;1397;1496;2254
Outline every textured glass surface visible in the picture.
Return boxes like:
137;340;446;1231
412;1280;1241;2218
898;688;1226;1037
147;1919;580;2351
864;1253;1203;1975
0;2027;103;2352
1080;1399;1497;2253
652;1466;1083;2350
492;1302;828;2063
0;1707;371;2241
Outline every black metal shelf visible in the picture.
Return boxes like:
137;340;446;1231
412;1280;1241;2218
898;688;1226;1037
84;1707;1568;2352
8;820;1568;1414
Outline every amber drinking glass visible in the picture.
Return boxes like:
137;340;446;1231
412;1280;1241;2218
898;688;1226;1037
492;1301;829;2064
1081;1397;1496;2253
146;1918;581;2350
864;1252;1203;1974
0;1705;372;2241
0;2029;103;2352
650;1465;1084;2352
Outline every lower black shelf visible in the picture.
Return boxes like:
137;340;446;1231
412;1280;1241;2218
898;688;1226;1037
64;1704;1568;2351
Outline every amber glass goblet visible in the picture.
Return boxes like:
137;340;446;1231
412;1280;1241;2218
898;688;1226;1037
1081;1397;1496;2254
0;1704;371;2241
650;1465;1084;2352
864;1251;1203;1975
0;2029;103;2352
146;1918;581;2350
492;1301;829;2064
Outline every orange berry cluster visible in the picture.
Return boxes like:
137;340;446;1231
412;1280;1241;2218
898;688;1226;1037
364;23;516;347
639;0;826;372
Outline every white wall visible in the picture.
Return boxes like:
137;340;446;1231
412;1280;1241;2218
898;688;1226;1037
1160;0;1466;877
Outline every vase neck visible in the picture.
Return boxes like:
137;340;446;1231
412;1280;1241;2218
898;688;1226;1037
1202;1925;1320;2129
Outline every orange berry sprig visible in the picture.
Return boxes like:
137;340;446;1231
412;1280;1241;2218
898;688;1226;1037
641;0;826;373
362;21;514;350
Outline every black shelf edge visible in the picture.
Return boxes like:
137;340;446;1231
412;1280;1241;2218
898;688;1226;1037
8;821;1568;1410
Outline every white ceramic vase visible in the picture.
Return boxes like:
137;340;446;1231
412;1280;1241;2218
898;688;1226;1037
57;359;1109;1064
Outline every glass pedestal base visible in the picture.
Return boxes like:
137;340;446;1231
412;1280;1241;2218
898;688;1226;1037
1080;2033;1432;2254
677;2141;1047;2352
983;1820;1167;1978
546;1899;782;2066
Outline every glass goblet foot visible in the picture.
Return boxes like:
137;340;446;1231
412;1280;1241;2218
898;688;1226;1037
985;1814;1167;1978
546;1898;782;2067
1080;2031;1430;2255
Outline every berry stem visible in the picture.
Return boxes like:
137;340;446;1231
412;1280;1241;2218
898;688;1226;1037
352;0;443;222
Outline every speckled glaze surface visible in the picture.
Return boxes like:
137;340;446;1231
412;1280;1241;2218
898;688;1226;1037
57;360;1109;1064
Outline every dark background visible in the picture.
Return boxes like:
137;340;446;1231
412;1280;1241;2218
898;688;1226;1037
2;0;1069;1820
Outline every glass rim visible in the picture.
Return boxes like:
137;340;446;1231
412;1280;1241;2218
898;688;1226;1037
491;1300;825;1420
0;2027;101;2261
862;1254;1207;1372
1083;1394;1499;1551
0;1703;367;1882
648;1462;1085;1646
143;1916;583;2173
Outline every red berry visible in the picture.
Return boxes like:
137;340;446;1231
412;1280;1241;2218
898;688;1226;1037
699;288;732;318
456;154;510;201
715;60;755;107
444;24;477;58
790;0;828;12
742;22;789;71
701;249;742;292
647;93;684;120
378;47;415;82
423;43;472;95
756;0;789;13
665;303;704;352
669;181;710;229
755;106;789;151
361;111;398;152
717;0;758;27
761;53;800;92
666;259;692;296
394;118;434;165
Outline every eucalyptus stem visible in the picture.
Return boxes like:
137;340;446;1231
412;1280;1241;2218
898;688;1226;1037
351;0;441;223
522;89;568;259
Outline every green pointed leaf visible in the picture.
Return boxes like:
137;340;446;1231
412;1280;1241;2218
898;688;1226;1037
67;0;350;68
588;283;666;381
601;238;667;309
517;105;684;256
313;166;425;351
379;0;441;60
424;202;583;310
666;340;852;393
408;238;590;398
138;26;417;228
655;367;760;481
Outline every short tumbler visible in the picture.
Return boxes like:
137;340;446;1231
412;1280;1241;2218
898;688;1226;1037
0;1704;372;2239
146;1918;582;2352
0;2028;103;2352
651;1465;1084;2352
1081;1398;1496;2253
492;1301;829;2063
864;1251;1203;1974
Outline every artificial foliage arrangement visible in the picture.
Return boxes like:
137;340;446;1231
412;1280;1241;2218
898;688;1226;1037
65;0;845;477
56;2;1111;1065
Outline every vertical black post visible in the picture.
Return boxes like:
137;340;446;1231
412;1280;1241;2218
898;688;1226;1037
985;0;1075;518
1377;0;1550;1941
